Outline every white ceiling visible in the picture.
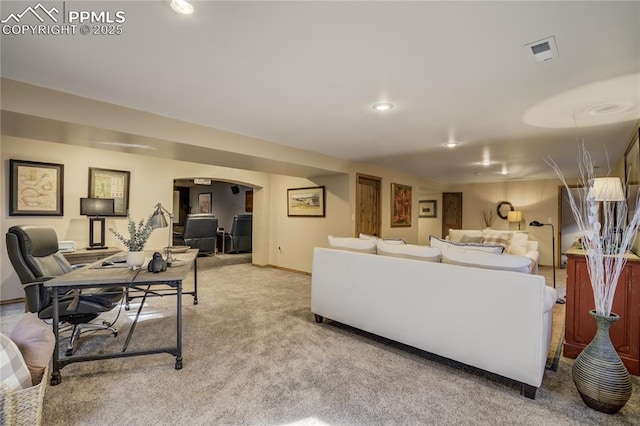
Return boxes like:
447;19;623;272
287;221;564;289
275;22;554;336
1;1;639;184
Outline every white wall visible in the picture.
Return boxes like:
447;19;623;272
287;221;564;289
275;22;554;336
1;136;272;300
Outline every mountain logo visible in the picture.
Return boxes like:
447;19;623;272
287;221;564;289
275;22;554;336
1;3;59;24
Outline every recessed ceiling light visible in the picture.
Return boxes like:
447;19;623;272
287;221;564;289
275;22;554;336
443;141;459;148
372;103;394;112
170;0;194;15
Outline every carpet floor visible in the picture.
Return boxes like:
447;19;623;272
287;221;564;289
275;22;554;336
1;263;639;425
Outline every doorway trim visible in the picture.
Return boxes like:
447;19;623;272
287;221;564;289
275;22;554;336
355;173;382;237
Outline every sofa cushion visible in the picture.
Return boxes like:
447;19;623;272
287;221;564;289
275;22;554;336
507;232;530;256
0;333;32;391
481;231;513;251
9;313;55;386
429;235;504;255
328;235;377;254
460;235;483;244
441;245;531;273
377;240;441;262
359;234;406;244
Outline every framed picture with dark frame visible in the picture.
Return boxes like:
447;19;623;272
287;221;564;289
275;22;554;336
625;129;640;224
9;159;64;216
88;167;130;216
419;199;437;218
391;183;412;227
287;186;325;217
198;192;212;214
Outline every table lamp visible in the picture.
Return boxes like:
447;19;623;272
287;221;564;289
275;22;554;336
507;210;523;230
80;198;114;250
152;203;177;265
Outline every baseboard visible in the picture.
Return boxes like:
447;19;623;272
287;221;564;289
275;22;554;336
254;264;311;276
0;297;24;306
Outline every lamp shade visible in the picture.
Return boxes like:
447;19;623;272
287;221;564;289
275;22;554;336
507;210;522;223
80;198;114;216
152;204;169;229
588;177;625;201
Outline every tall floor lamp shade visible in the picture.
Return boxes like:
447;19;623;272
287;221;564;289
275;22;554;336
530;220;565;304
80;198;115;249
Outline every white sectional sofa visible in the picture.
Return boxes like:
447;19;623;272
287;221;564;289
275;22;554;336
311;245;556;399
447;229;540;274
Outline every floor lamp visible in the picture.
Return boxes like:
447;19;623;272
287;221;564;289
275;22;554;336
529;220;565;304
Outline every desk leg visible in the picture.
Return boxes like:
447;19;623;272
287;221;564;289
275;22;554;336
193;257;198;305
175;280;183;370
50;289;62;386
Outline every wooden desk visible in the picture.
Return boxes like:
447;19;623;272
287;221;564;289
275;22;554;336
62;248;120;265
564;248;640;375
45;249;198;385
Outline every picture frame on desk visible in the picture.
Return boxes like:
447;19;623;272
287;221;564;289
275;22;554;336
9;159;64;216
88;167;130;216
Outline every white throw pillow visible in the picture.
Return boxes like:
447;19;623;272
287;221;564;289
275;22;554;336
429;235;504;255
377;240;441;262
328;235;377;254
441;245;531;273
0;333;33;391
508;232;530;256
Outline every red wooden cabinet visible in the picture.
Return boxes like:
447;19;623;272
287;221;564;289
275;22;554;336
564;249;640;376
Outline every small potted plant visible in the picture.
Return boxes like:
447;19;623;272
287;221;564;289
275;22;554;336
109;210;155;269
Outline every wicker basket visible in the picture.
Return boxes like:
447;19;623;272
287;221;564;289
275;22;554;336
0;366;48;426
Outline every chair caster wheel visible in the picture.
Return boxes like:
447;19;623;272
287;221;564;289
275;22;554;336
65;348;74;356
50;374;61;386
113;332;118;337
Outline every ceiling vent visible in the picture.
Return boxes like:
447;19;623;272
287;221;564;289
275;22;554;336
525;36;559;62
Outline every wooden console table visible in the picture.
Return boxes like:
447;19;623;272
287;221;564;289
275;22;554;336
564;248;640;375
62;248;121;265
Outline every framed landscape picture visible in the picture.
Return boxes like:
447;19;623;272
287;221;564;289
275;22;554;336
625;129;640;224
287;186;325;217
391;183;411;227
419;199;437;218
9;159;64;216
88;167;130;216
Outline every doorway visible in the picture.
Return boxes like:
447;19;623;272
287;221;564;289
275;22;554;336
559;185;582;268
442;192;463;238
356;173;381;237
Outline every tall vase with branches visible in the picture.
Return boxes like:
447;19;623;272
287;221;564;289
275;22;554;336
547;143;638;413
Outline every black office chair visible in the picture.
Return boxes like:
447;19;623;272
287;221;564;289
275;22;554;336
217;214;252;253
6;226;122;355
174;214;218;256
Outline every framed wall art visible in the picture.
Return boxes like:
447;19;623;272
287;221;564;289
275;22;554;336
287;186;325;217
198;192;212;214
391;183;412;227
419;199;437;218
625;129;640;223
9;159;64;216
245;190;253;213
88;167;130;216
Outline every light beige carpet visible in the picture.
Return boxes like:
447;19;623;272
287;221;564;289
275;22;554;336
1;264;638;425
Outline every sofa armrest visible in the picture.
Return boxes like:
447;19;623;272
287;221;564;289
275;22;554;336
543;287;558;312
525;250;539;274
